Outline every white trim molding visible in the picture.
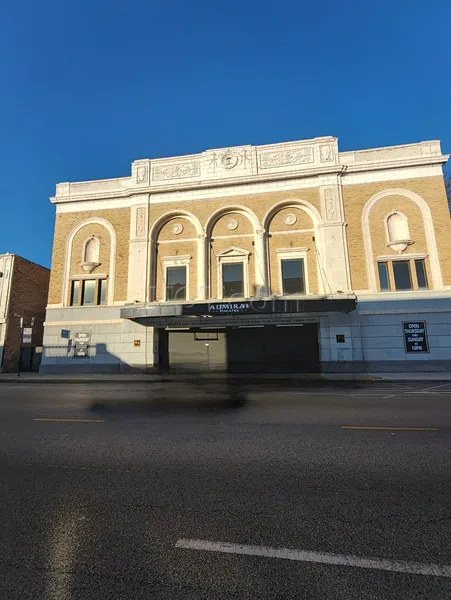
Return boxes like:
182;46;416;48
62;218;117;307
262;199;322;230
362;188;443;292
205;205;260;236
149;209;203;240
377;253;428;262
276;247;310;296
70;273;108;282
162;255;191;302
216;247;250;300
149;210;202;303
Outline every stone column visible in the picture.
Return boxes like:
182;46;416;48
197;233;207;300
253;229;268;297
127;203;149;303
317;178;351;293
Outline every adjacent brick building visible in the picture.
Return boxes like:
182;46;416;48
41;136;451;373
0;254;50;372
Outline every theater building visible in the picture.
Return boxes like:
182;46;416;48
41;136;451;373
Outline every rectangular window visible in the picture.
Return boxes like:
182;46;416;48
70;280;80;306
82;280;96;305
98;279;107;305
281;259;305;295
166;266;187;301
377;262;390;292
393;260;412;291
415;259;429;290
222;262;244;298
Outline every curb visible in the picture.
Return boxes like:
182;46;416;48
0;376;382;385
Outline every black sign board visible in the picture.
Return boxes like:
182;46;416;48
73;331;91;359
74;332;91;344
182;298;356;316
402;322;429;353
73;345;89;358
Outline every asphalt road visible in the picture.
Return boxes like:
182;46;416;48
1;380;451;599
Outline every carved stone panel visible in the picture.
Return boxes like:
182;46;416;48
171;223;184;235
136;165;148;184
325;189;337;221
152;161;200;181
320;145;334;162
207;148;251;175
259;147;314;169
136;207;146;237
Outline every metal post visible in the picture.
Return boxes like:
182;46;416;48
17;317;23;378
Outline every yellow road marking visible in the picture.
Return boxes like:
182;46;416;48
341;426;438;431
34;418;104;423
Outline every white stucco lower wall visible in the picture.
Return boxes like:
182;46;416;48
40;306;156;373
321;292;451;372
41;291;451;373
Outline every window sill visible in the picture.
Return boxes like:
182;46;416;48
378;289;429;294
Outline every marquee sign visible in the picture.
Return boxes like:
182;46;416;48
182;298;356;316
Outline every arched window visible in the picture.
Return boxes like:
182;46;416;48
82;237;100;272
386;212;412;254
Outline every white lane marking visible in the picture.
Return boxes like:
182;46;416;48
351;392;399;396
407;391;451;395
175;539;451;578
382;394;395;399
421;383;451;392
48;510;86;599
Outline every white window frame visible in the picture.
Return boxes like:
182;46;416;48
162;255;191;302
69;275;109;306
376;255;430;293
216;247;250;300
376;253;428;262
277;247;309;296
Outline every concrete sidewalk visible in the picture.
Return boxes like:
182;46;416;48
1;372;451;384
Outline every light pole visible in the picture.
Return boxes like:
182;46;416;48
15;314;23;378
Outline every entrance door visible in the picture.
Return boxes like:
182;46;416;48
226;324;320;373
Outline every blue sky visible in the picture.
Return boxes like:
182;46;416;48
1;0;450;268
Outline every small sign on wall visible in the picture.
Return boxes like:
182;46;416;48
74;345;89;358
134;340;141;347
74;332;91;344
402;322;429;353
22;327;32;344
73;331;91;359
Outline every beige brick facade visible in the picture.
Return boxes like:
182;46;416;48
48;208;130;304
46;138;451;310
42;137;451;375
343;176;451;291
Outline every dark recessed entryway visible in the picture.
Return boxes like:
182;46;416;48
158;324;320;373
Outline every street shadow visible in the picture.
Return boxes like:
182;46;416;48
88;378;248;416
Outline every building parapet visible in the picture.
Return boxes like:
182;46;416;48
51;138;449;204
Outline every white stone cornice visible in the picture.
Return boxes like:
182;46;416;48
50;137;449;209
343;154;448;174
